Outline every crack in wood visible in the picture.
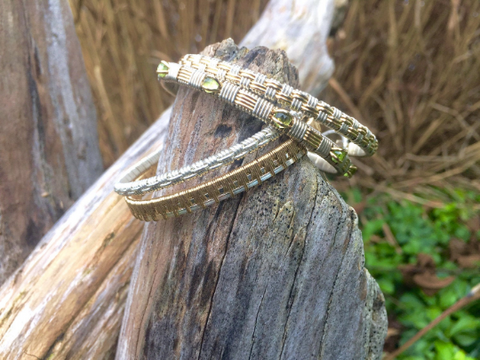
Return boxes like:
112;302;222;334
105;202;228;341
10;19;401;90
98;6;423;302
197;197;243;359
248;287;267;360
317;197;353;357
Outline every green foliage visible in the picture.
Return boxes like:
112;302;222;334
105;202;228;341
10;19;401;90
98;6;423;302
343;188;480;359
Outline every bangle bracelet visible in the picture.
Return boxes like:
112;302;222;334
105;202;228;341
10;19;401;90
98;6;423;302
125;139;306;221
115;58;357;199
117;53;364;221
158;61;357;177
179;54;377;157
114;126;279;196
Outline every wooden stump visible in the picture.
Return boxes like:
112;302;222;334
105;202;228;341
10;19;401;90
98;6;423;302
118;40;387;360
0;0;103;284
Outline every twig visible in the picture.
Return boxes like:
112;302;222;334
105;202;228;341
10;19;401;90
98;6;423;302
384;283;480;360
382;223;402;254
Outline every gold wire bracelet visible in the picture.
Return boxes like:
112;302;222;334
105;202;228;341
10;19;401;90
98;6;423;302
158;61;357;177
179;54;377;157
126;139;306;221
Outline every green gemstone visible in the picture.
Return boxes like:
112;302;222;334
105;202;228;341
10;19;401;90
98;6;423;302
202;77;221;93
157;62;169;78
331;149;346;164
272;111;293;128
344;166;357;178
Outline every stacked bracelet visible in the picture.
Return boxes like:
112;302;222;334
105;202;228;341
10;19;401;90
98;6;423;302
114;126;279;196
116;59;358;196
116;53;378;221
125;139;305;221
179;54;377;157
158;61;356;177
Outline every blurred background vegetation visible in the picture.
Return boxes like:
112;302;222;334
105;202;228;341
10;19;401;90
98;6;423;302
68;0;269;165
68;0;480;358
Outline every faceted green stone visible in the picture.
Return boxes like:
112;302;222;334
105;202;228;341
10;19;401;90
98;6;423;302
331;149;346;164
272;111;292;128
202;77;221;93
157;62;169;78
344;165;357;178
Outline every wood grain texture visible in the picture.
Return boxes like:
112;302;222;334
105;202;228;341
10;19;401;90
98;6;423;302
118;40;387;360
0;0;103;284
0;112;169;360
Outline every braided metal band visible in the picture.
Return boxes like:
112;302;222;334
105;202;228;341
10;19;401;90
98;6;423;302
114;126;279;196
126;139;306;221
180;54;377;157
160;62;355;177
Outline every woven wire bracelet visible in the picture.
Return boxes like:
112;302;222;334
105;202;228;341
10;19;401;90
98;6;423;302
114;126;280;196
158;61;357;177
180;54;377;157
125;139;306;221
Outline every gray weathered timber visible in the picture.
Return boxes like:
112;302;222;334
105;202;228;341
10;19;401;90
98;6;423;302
118;40;387;360
0;0;103;284
0;110;169;360
241;0;336;96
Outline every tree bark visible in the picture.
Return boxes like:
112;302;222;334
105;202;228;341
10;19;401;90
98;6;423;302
0;0;103;285
117;40;387;360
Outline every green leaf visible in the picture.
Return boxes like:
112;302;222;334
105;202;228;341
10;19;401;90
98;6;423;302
400;293;425;308
377;277;395;294
352;187;363;203
434;341;455;360
448;316;480;337
362;219;385;241
426;307;442;321
439;288;459;308
453;333;478;347
454;227;471;242
453;350;467;360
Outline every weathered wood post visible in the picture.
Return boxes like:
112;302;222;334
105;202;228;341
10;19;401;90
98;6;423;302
0;1;387;359
0;0;103;284
117;40;387;360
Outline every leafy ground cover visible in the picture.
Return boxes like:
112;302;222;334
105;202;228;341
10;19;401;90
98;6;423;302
342;188;480;359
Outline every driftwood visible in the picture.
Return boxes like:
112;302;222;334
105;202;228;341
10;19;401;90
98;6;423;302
0;0;103;284
117;40;387;360
0;113;169;359
242;0;337;96
0;1;387;359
